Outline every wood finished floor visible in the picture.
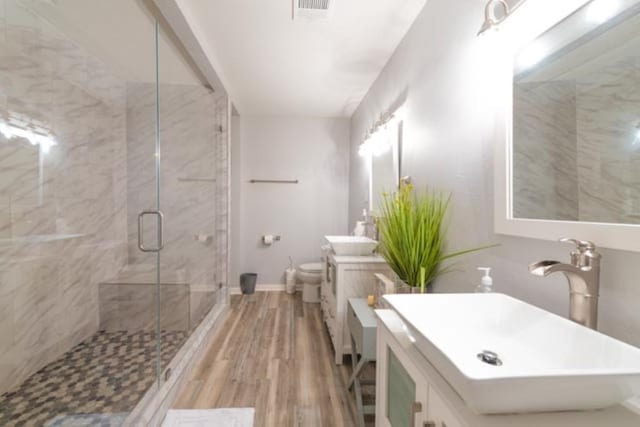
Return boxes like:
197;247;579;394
173;292;373;426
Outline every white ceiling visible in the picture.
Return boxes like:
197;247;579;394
175;0;427;117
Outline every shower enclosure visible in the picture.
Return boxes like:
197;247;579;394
0;0;229;424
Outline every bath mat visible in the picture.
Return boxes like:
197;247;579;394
44;413;128;426
162;408;255;427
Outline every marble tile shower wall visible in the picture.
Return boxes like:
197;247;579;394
575;55;640;224
214;94;229;293
0;3;128;393
514;52;640;224
125;82;227;311
513;81;579;221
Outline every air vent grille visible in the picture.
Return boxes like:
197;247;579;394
298;0;330;10
293;0;332;21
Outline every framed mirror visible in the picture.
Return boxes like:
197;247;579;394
370;121;402;215
496;0;640;251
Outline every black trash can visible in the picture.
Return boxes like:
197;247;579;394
240;273;258;295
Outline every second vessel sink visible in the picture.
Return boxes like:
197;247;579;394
383;293;640;414
325;235;378;256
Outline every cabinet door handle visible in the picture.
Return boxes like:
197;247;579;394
410;401;422;426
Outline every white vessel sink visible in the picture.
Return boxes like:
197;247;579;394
325;235;378;256
383;293;640;414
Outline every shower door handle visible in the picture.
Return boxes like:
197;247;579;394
137;210;164;252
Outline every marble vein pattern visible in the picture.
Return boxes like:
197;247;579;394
0;0;231;399
125;83;225;295
214;94;229;291
121;83;228;347
0;0;128;394
513;80;578;221
575;54;640;224
513;32;640;224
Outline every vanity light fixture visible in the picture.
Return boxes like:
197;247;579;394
359;127;390;158
358;107;404;158
634;122;640;144
477;0;527;36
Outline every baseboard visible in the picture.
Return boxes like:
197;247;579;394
229;284;303;295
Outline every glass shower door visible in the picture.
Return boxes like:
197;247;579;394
0;0;228;423
0;0;164;424
127;18;164;389
154;16;229;385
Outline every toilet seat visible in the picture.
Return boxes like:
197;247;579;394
298;263;322;273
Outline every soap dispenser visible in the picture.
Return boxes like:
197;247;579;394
475;267;493;293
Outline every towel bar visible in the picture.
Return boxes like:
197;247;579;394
249;179;299;184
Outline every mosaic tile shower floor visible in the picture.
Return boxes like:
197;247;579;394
0;330;188;427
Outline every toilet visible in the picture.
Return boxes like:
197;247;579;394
297;262;322;303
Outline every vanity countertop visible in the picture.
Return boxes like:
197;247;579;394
382;293;640;414
376;308;640;426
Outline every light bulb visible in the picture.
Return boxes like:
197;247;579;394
516;42;547;70
358;142;371;157
587;0;620;24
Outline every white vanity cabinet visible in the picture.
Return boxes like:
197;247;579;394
376;309;640;427
376;311;463;427
426;388;463;427
321;253;391;365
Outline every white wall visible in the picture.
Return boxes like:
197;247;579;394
232;116;350;287
349;0;640;347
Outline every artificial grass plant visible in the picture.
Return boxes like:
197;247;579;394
376;182;491;290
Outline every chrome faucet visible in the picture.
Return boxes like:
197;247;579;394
361;210;379;241
529;238;601;330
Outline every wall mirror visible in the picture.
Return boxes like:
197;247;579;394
497;0;640;251
370;121;402;215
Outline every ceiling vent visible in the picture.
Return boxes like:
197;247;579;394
293;0;333;22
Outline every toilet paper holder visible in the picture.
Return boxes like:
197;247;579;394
262;235;281;245
194;234;213;244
